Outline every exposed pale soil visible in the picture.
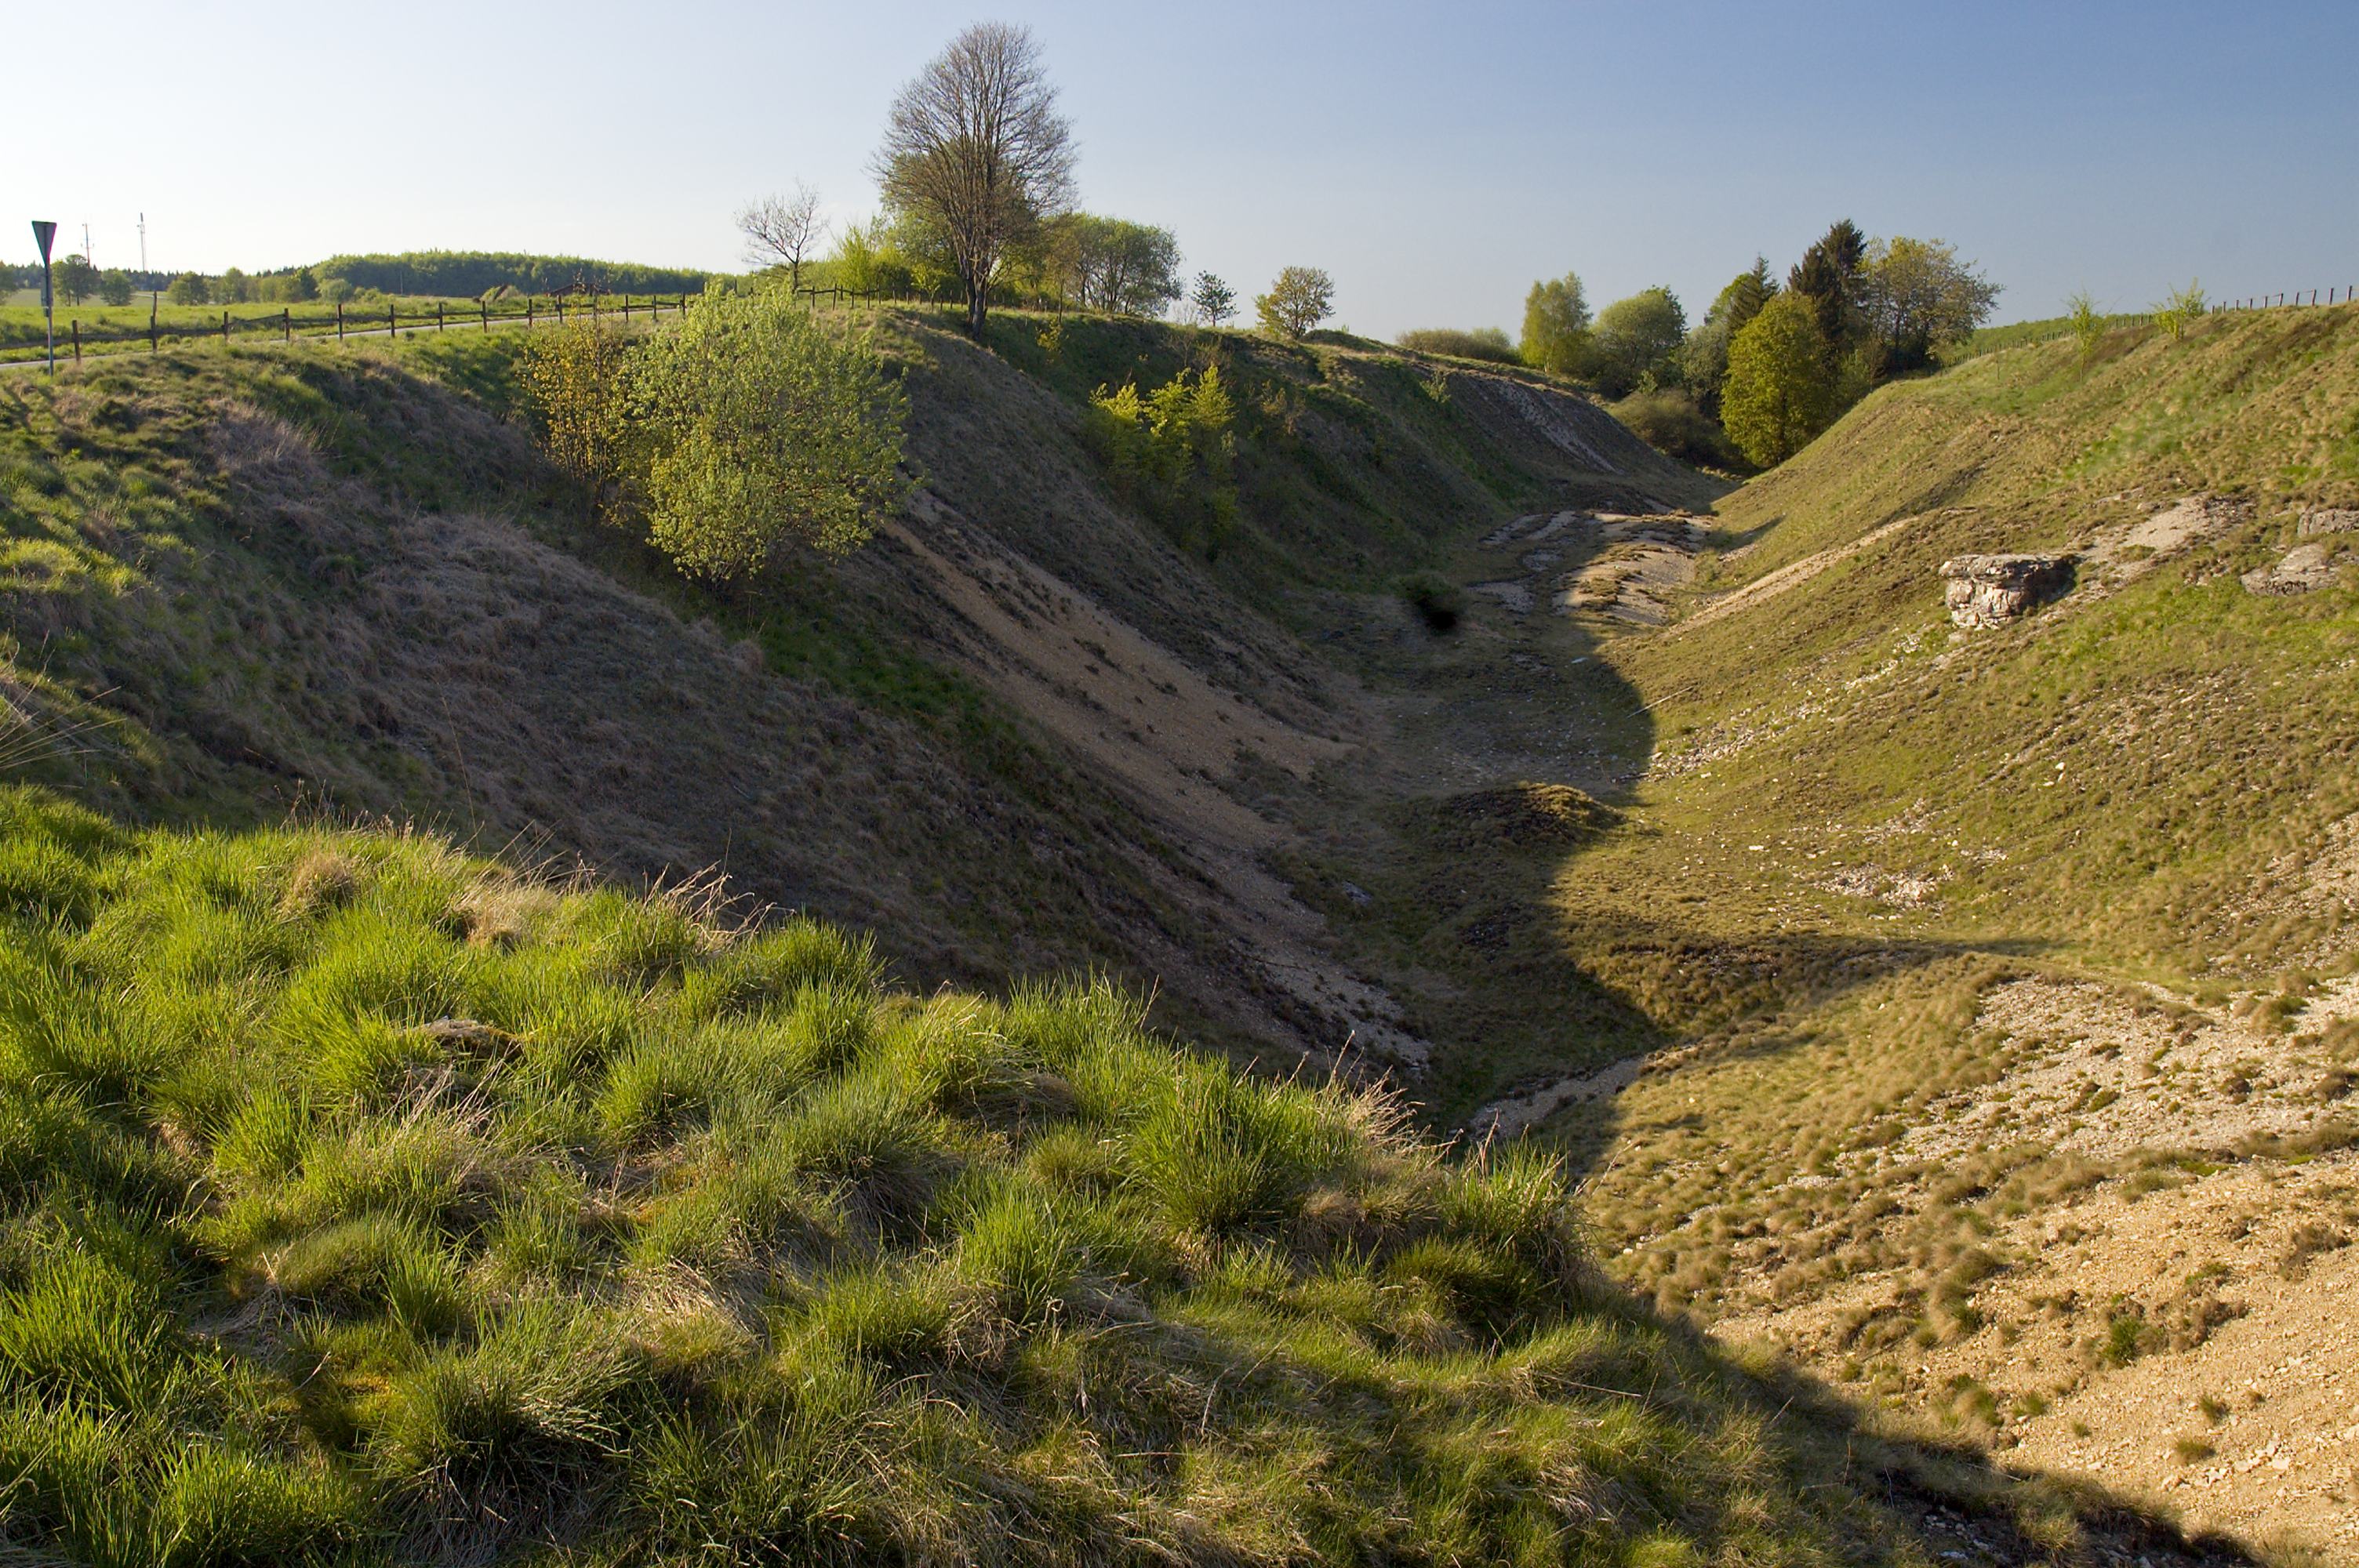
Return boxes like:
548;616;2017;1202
880;488;1428;1069
1698;969;2359;1562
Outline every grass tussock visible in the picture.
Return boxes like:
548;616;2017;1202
0;786;2054;1565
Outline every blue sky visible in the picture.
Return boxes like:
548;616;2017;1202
12;0;2354;334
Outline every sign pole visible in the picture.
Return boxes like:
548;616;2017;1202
31;222;57;376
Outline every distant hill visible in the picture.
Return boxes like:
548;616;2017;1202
314;249;718;297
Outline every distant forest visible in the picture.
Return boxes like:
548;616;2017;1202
315;251;714;296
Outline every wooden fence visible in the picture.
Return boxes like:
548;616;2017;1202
2219;288;2354;310
2;291;693;367
789;283;1067;314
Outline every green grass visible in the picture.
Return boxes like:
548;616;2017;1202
0;296;693;365
1946;310;2155;363
0;787;2117;1564
1620;304;2359;983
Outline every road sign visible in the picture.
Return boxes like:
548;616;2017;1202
31;222;56;375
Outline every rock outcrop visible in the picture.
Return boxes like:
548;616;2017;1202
1939;554;2074;628
2242;543;2343;595
2298;506;2359;537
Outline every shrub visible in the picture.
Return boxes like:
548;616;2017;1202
2151;277;2209;340
1519;272;1590;374
1721;292;1836;466
517;319;634;517
1609;387;1743;469
1397;571;1465;632
631;289;911;580
1394;327;1518;364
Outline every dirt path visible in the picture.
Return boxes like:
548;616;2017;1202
1674;513;1920;634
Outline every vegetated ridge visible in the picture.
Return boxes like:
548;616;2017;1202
0;296;2338;1563
1427;305;2359;1557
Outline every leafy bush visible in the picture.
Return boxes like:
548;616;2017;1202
1608;387;1744;470
1394;327;1518;364
516;292;911;582
1086;365;1240;555
1721;292;1836;466
633;291;911;580
1519;271;1590;374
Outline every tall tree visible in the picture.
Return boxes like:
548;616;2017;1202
876;23;1076;338
1721;292;1835;467
1858;237;2000;376
53;255;96;307
1254;267;1333;339
1518;271;1590;375
1678;260;1778;418
1587;286;1687;397
738;183;831;292
1787;219;1866;357
1050;216;1183;315
1721;256;1779;337
1190;272;1236;328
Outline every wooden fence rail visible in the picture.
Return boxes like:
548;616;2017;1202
2;291;696;367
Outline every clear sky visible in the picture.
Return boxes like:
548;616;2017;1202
10;0;2354;335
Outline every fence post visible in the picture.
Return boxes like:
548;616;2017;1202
337;302;344;341
150;298;158;352
527;297;535;328
389;304;396;339
223;310;230;347
72;321;80;361
283;308;290;343
438;301;445;332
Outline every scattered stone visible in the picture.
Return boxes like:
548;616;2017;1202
1939;554;2075;628
2241;543;2342;596
1470;580;1533;614
2297;507;2359;537
412;1018;519;1051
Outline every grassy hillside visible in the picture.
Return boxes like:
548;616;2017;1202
1630;304;2359;982
0;299;2326;1560
1444;310;2359;1544
0;309;1714;1074
0;789;2163;1566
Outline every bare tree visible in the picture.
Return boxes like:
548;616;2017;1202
875;23;1076;338
738;183;830;293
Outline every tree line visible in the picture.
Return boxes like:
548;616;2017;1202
735;24;1345;346
1400;221;2000;468
6;252;719;311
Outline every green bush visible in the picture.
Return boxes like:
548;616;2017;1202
1608;387;1744;470
1394;327;1518;364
